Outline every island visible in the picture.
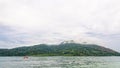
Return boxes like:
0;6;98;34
0;42;120;56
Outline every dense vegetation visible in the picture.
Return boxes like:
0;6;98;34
0;43;120;56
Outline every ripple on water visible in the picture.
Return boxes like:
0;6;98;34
0;56;120;68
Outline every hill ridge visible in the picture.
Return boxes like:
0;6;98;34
0;43;120;56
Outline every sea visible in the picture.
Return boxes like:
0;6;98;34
0;56;120;68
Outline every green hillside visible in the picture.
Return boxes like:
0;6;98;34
0;43;120;56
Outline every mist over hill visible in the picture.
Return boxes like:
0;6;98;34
0;42;120;56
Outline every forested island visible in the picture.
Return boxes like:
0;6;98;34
0;42;120;56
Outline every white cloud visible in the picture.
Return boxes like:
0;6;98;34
0;0;120;51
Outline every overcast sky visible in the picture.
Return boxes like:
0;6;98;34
0;0;120;51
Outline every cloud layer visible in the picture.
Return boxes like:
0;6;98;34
0;0;120;51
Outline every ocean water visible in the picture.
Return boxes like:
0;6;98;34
0;56;120;68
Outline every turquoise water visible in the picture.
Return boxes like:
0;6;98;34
0;56;120;68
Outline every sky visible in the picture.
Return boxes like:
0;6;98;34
0;0;120;51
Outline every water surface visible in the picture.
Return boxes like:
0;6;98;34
0;56;120;68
